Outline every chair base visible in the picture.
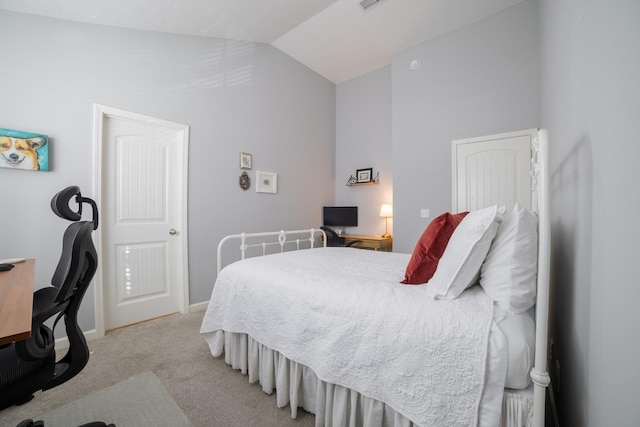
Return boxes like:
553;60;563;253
17;421;115;427
0;349;55;411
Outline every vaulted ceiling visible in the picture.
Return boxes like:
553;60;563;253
0;0;523;83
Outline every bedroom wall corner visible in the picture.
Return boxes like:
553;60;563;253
539;0;640;426
0;11;336;332
335;66;392;237
390;0;540;254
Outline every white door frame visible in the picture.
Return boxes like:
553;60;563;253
92;104;190;337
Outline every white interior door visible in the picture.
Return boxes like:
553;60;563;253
98;108;189;331
452;129;537;212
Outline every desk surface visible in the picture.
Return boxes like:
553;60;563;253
342;234;391;241
342;234;392;251
0;259;35;345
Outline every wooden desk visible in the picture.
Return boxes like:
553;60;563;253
342;234;392;252
0;259;35;345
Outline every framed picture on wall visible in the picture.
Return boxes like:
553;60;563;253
240;152;252;169
0;128;49;171
356;168;372;183
256;170;277;193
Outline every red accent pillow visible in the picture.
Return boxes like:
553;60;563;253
401;211;469;285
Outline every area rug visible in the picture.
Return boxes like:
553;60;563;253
31;372;193;427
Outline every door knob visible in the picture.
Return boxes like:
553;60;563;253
169;229;177;235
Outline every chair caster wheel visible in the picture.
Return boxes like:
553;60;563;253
16;420;44;427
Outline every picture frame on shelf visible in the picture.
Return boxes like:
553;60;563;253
240;152;252;169
256;170;278;193
356;168;373;183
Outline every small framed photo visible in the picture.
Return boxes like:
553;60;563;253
240;152;252;169
256;170;278;193
356;168;373;183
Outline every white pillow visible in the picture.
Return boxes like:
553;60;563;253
480;203;538;313
499;308;536;389
426;205;500;299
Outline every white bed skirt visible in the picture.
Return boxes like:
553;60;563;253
208;330;533;427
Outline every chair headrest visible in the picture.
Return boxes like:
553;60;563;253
50;186;99;230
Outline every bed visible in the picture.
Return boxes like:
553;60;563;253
201;128;551;427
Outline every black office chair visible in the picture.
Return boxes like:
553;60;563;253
320;226;362;248
0;186;99;412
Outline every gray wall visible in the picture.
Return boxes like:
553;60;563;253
335;65;393;236
391;0;540;253
540;0;640;425
4;1;640;424
386;0;640;423
0;11;336;331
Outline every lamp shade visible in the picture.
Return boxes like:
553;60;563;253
379;204;393;218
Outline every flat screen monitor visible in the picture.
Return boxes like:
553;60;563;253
323;206;358;227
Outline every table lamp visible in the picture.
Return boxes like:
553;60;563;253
379;204;393;238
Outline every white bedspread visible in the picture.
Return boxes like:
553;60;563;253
201;248;498;426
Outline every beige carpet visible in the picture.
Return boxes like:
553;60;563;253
0;311;315;427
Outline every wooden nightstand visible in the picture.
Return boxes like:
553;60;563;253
342;234;392;252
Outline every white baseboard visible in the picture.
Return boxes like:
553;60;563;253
55;305;207;352
189;301;209;312
55;328;98;354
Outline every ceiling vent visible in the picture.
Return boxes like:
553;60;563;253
359;0;389;11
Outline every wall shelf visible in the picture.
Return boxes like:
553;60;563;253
346;170;379;186
346;181;379;187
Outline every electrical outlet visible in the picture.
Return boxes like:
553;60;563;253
420;209;429;218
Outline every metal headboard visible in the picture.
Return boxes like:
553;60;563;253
216;228;326;275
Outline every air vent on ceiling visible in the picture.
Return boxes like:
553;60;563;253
360;0;389;11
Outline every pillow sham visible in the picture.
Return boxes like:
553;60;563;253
499;308;536;389
426;205;500;299
401;211;468;285
480;203;538;313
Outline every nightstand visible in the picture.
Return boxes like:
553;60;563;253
341;234;392;252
